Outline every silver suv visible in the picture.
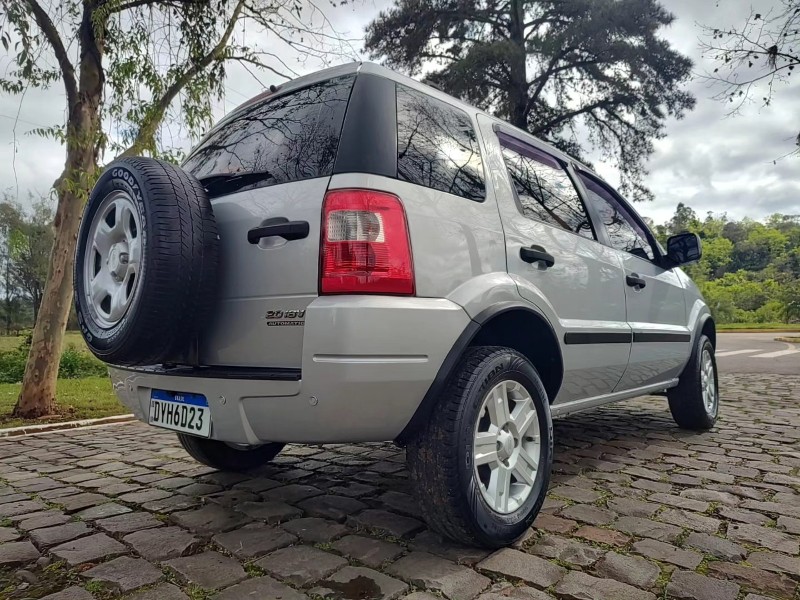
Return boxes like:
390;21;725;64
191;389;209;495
74;62;718;548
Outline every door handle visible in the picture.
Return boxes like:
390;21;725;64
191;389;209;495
248;218;310;244
520;245;555;267
626;273;646;289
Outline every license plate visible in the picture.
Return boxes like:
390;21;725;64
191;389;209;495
148;390;211;437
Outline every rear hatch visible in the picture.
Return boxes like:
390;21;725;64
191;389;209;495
181;71;356;369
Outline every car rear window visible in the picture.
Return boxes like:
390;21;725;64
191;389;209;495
396;84;485;202
183;74;355;189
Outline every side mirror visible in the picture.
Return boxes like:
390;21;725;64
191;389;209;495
666;232;702;267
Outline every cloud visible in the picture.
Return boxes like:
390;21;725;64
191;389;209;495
0;0;797;228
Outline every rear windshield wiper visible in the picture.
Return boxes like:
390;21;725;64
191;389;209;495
197;171;276;198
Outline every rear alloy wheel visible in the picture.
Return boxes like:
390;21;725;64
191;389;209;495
407;346;553;548
177;433;284;472
668;334;719;430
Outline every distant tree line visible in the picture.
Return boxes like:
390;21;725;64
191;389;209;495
650;204;800;324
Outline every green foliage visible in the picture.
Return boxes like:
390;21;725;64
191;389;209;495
658;205;800;324
365;0;695;201
0;340;106;384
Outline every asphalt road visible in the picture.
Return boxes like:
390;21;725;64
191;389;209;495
715;331;800;375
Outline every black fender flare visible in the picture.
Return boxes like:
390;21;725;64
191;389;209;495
395;302;562;445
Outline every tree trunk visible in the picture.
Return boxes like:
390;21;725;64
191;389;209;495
12;8;104;419
507;0;529;129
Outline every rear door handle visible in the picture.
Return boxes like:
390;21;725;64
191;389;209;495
626;273;646;289
248;218;310;244
520;245;555;268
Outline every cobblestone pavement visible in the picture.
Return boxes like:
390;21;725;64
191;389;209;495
1;373;799;600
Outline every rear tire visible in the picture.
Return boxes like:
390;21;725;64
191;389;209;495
407;346;553;548
668;334;719;430
177;434;284;471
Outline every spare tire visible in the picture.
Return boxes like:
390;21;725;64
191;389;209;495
74;157;219;366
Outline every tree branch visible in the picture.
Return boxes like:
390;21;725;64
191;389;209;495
529;97;615;135
21;0;77;110
118;0;246;157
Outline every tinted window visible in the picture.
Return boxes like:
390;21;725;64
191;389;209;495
499;134;593;239
396;85;485;201
577;172;655;260
183;75;355;189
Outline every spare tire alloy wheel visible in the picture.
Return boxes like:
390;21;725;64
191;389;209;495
83;190;143;328
74;157;219;366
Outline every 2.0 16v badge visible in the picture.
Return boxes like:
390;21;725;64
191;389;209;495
265;309;306;327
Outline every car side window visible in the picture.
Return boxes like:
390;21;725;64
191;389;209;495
396;84;486;202
498;133;594;240
577;172;655;261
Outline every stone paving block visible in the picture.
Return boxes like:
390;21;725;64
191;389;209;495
74;502;131;520
680;489;739;506
164;551;246;589
573;525;630;547
684;532;746;561
312;566;409;600
390;552;490;600
648;493;709;513
212;523;296;559
51;533;128;566
559;504;616;525
777;515;800;534
171;503;250;535
176;482;222;496
746;551;800;576
347;508;424;538
477;548;565;588
81;556;162;592
0;526;20;542
548;486;603;503
125;582;190;600
707;562;797;599
141;493;199;513
297;494;367;522
554;571;655;600
0;499;47;517
118;488;173;503
0;540;39;566
235;500;302;523
57;492;110;513
256;545;348;587
0;493;29;504
632;538;703;569
658;508;722;534
727;522;799;554
261;483;324;503
283;516;348;543
718;506;771;525
124;526;199;560
477;587;556;600
332;534;404;568
529;533;605;567
96;511;163;535
217;576;306;600
408;530;492;566
607;496;660;517
666;569;740;600
16;511;69;531
533;513;578;534
594;551;660;589
612;515;683;542
29;522;91;547
40;586;94;600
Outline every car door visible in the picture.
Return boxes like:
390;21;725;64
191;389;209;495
575;171;690;390
478;118;632;404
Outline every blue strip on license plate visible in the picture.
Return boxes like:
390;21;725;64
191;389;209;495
151;389;208;407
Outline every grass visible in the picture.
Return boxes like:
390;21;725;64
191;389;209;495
717;322;800;332
0;331;90;353
0;376;127;429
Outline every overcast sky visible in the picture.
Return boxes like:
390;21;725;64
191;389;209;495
0;0;797;225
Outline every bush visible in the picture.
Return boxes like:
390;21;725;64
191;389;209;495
0;341;106;384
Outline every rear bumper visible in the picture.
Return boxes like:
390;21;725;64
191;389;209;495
109;296;470;444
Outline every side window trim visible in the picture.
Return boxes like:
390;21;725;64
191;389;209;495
576;169;662;264
497;132;597;241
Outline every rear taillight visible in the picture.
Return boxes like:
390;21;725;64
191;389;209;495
320;189;414;295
